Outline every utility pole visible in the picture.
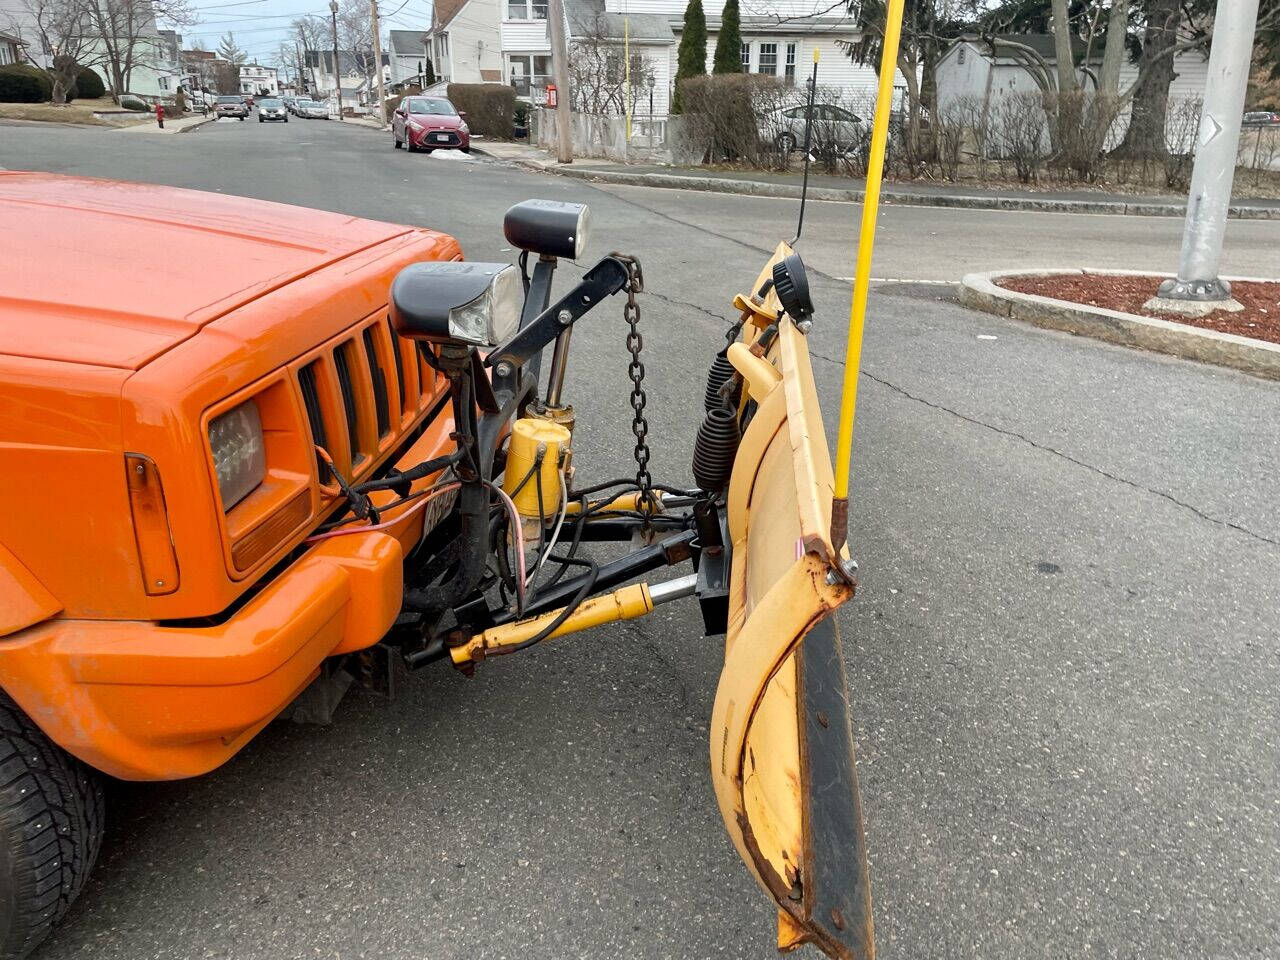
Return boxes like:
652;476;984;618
1152;0;1260;312
547;0;572;163
369;0;388;127
330;0;343;120
296;41;306;95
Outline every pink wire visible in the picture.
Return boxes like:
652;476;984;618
303;479;529;614
304;484;461;544
483;481;527;612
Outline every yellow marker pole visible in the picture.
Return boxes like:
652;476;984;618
830;0;907;549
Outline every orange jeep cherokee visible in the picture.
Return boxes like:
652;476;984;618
0;172;871;960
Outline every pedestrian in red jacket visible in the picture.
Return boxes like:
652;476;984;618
155;102;165;129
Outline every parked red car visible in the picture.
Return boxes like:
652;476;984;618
392;96;471;153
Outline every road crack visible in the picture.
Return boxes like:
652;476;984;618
807;352;1278;549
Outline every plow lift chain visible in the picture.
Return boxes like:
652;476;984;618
614;254;657;518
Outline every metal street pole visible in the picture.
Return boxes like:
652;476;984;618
1155;0;1260;307
547;0;573;163
330;0;344;120
369;0;388;127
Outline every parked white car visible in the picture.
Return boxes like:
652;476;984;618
761;103;866;153
297;100;330;119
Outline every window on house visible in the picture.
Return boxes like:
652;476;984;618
758;42;777;75
508;0;546;18
740;42;750;71
958;46;967;65
784;42;797;81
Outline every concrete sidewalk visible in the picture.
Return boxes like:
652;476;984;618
114;113;216;135
473;140;1280;220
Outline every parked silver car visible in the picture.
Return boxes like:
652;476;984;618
297;100;329;119
762;103;865;153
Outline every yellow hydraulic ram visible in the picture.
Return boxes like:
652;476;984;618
449;574;697;666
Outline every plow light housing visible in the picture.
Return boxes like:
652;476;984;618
772;252;814;321
390;261;522;347
503;199;591;260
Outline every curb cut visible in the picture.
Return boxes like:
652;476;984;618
509;159;1280;221
958;268;1280;382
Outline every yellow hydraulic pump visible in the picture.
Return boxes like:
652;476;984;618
502;417;571;518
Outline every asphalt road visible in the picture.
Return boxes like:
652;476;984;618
2;117;1279;960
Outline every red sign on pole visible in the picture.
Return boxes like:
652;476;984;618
545;83;557;109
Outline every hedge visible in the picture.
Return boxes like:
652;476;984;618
69;66;106;101
446;83;514;140
0;64;53;104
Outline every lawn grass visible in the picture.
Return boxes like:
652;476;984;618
0;98;150;126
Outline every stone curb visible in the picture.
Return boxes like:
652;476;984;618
176;116;217;134
958;268;1280;382
507;158;1280;221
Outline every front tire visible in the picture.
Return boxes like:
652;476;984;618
0;692;104;960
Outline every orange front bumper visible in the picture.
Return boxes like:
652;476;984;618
0;531;404;781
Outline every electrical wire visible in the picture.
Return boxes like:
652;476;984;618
483;481;527;614
304;483;459;543
529;470;569;584
508;556;600;655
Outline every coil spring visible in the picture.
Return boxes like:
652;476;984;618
703;349;741;412
692;405;741;493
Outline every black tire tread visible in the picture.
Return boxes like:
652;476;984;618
0;691;103;959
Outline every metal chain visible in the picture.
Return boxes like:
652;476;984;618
615;255;655;516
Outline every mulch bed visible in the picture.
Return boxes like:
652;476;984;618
996;273;1280;346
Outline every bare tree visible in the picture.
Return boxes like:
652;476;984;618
336;0;378;98
568;12;656;116
82;0;195;99
216;30;245;65
11;0;101;103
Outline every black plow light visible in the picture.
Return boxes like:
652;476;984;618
389;261;522;347
772;252;814;325
503;199;591;260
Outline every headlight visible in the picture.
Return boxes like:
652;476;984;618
209;401;266;510
458;122;469;133
503;199;590;260
389;262;522;347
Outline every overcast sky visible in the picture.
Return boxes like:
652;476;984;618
178;0;434;69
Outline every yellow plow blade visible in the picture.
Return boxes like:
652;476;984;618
710;243;872;960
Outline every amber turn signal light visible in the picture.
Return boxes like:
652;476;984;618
125;454;180;596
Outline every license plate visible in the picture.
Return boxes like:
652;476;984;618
433;134;450;142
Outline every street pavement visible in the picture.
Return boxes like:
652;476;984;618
2;117;1279;960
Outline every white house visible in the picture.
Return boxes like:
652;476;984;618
388;29;428;86
0;0;180;95
0;29;24;65
240;63;279;96
424;0;899;120
935;34;1210;143
426;0;505;87
304;49;390;100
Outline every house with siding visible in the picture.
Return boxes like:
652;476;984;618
388;30;428;86
0;0;179;96
424;0;901;120
935;34;1210;143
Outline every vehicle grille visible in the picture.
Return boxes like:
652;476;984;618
295;317;436;483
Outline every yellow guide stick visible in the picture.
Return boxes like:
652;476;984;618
833;0;908;507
